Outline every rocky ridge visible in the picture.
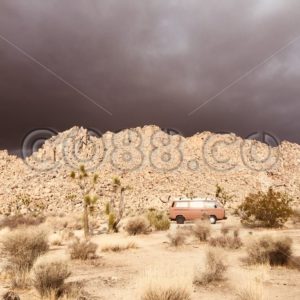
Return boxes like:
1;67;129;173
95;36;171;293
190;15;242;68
0;125;299;215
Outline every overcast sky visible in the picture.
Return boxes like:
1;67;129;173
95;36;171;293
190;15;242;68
0;0;300;154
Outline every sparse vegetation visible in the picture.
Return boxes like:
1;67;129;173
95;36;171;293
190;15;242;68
193;219;211;242
31;256;71;299
125;217;150;235
2;291;20;300
209;228;242;249
1;227;49;288
147;209;170;231
239;188;293;227
246;235;292;266
101;241;138;252
0;214;45;229
69;238;98;260
193;248;227;285
141;288;191;300
140;268;192;300
167;229;186;247
236;288;263;300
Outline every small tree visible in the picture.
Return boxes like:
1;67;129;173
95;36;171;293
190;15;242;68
106;177;129;233
239;188;293;228
215;184;233;207
70;165;99;238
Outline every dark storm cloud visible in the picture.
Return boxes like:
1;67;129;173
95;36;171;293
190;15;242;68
0;0;300;154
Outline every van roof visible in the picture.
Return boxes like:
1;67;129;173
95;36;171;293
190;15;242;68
173;197;218;202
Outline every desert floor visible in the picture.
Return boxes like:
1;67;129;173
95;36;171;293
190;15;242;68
0;217;300;300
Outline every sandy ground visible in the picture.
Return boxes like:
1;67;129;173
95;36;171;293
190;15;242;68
0;218;300;300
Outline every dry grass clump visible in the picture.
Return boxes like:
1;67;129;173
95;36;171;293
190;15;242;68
236;287;263;300
209;228;242;249
140;267;192;300
142;288;191;300
31;256;71;299
69;238;98;260
246;235;292;266
193;220;211;242
101;241;138;252
147;209;170;231
1;227;49;287
2;291;20;300
235;266;267;300
193;248;227;285
0;215;45;229
220;225;231;236
167;229;186;247
125;217;150;235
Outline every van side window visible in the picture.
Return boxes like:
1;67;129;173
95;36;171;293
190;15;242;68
175;202;189;208
189;201;204;208
204;202;217;208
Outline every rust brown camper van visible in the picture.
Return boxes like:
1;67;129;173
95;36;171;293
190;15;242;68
169;198;226;224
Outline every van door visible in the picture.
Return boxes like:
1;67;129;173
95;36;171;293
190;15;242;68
189;201;206;220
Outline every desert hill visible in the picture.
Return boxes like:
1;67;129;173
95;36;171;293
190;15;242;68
0;125;299;215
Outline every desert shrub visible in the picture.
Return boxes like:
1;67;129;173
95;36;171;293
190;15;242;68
69;238;98;260
167;229;186;247
220;225;230;236
101;241;138;252
147;210;170;231
125;217;150;235
59;281;88;299
140;268;192;300
209;229;242;249
239;188;293;227
1;227;49;287
141;288;191;300
246;235;292;266
194;249;227;285
236;288;263;300
193;220;211;242
108;213;116;232
2;291;20;300
0;215;45;229
31;257;71;299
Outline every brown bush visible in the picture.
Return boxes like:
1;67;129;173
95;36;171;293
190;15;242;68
101;241;138;252
125;217;150;235
239;188;293;228
246;235;292;266
31;257;71;299
69;238;98;260
167;229;186;247
209;234;242;249
2;291;20;300
147;210;171;231
0;215;45;230
193;220;211;242
1;227;49;287
194;249;227;285
220;225;230;236
141;288;191;300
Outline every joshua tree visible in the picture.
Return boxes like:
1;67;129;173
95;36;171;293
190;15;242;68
70;165;99;238
106;177;130;233
215;184;233;207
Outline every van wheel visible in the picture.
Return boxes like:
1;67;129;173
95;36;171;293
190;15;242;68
209;216;217;224
176;216;185;224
